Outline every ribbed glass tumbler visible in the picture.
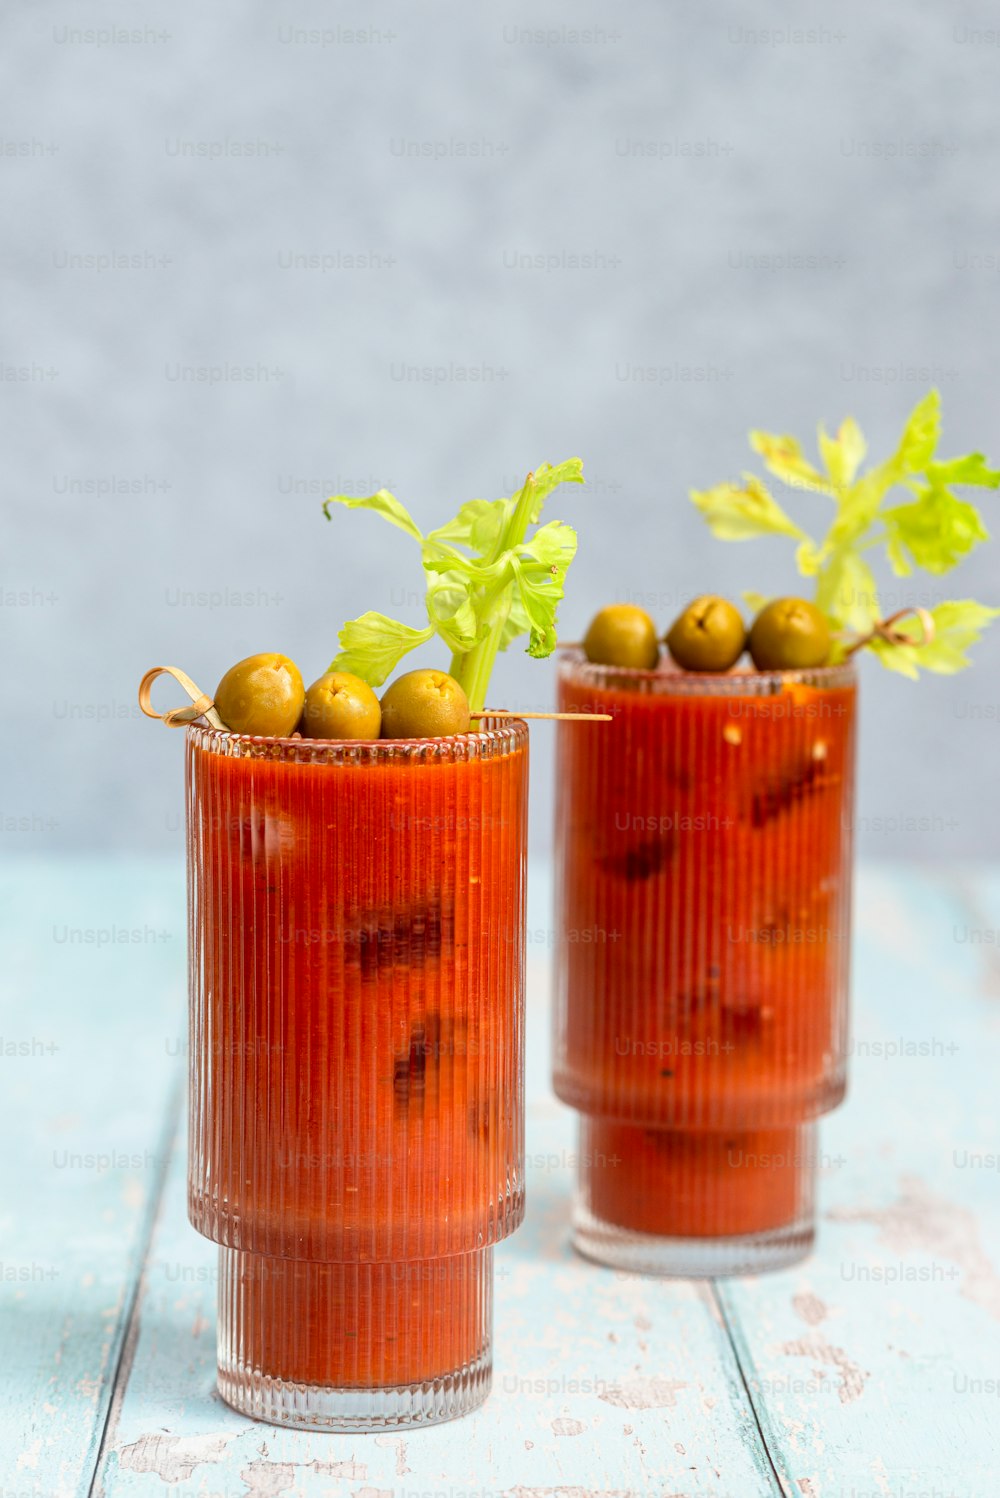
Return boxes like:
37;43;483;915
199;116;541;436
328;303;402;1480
185;720;527;1429
554;658;856;1276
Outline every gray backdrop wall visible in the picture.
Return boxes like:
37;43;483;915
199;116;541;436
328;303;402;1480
5;0;999;860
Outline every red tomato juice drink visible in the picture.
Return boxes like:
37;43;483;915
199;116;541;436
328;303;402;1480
186;719;528;1428
554;656;856;1275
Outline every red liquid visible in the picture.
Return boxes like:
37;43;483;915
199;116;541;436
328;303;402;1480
219;1249;492;1389
579;1120;813;1239
554;662;855;1240
186;724;527;1391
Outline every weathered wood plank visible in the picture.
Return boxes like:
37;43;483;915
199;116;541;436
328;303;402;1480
17;858;995;1496
94;865;782;1498
716;866;1000;1498
0;858;185;1498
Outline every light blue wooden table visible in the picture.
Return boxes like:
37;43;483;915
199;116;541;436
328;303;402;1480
3;857;998;1497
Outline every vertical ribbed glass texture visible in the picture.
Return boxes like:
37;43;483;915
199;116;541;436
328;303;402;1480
554;659;856;1275
186;720;527;1428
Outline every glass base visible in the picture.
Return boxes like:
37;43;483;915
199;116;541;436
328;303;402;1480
574;1118;817;1277
217;1359;491;1432
573;1202;814;1277
217;1245;492;1430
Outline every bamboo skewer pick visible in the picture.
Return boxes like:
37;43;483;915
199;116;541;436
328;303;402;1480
844;606;936;657
473;709;613;722
137;668;613;732
138;666;226;729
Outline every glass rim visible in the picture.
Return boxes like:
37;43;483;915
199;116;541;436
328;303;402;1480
186;715;529;765
558;649;857;695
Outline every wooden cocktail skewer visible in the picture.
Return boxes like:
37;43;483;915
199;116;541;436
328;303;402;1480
565;606;937;664
138;667;613;730
138;665;226;729
473;709;612;722
843;605;936;657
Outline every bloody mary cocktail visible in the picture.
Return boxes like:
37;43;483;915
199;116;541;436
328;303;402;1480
554;657;855;1275
187;719;527;1428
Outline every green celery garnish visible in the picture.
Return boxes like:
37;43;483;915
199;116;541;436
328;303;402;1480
323;461;583;712
691;389;1000;676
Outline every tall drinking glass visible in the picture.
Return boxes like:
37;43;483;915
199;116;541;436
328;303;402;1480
186;720;527;1428
554;658;856;1275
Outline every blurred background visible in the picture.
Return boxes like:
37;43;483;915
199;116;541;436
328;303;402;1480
4;0;999;860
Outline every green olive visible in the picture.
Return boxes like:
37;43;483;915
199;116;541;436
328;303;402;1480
380;669;471;739
301;672;381;740
214;653;305;737
749;598;831;670
582;604;660;669
666;596;746;672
